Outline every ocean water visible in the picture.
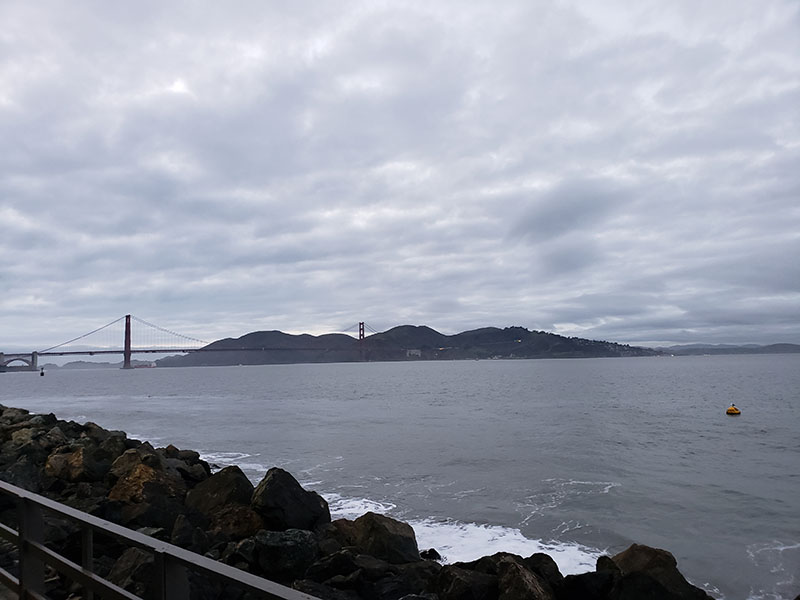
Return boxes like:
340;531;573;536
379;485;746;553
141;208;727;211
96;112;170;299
1;355;798;599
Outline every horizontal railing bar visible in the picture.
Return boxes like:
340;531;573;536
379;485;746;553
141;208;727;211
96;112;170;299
0;520;18;543
2;482;165;553
0;565;20;594
1;479;320;600
28;540;138;600
162;543;318;600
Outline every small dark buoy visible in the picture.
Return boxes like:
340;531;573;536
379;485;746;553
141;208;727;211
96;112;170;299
40;368;44;377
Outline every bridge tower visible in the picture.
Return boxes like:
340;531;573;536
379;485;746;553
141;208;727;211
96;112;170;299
123;314;132;369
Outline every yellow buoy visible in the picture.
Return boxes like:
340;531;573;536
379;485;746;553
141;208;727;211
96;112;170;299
726;405;741;416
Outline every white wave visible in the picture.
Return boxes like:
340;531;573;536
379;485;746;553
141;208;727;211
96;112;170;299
410;518;603;575
324;493;397;519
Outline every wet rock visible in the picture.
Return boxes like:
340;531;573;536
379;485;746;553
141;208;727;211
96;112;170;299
306;549;361;583
251;467;331;531
254;528;319;583
208;504;264;541
185;465;253;516
293;579;362;600
45;446;108;482
433;564;497;600
497;559;553;600
524;553;564;591
560;571;616;600
107;547;154;598
350;512;420;564
611;544;712;599
376;560;441;599
420;548;442;561
108;461;186;504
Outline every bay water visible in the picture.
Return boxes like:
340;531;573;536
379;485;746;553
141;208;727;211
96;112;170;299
1;355;798;599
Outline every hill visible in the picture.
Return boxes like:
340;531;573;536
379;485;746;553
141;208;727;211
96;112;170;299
657;343;800;356
156;325;661;367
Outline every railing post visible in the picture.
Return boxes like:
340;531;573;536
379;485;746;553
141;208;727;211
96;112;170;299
154;550;189;600
82;525;94;600
18;497;45;598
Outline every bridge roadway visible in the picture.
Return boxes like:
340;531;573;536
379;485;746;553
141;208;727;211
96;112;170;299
0;346;339;371
0;349;200;372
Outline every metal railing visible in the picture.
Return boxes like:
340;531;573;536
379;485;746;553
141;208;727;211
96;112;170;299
0;479;319;600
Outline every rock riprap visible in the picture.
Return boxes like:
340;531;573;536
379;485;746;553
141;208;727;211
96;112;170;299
0;404;712;600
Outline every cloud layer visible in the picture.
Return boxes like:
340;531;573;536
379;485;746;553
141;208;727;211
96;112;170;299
1;0;798;349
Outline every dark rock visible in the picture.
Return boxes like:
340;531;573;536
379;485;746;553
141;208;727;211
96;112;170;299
350;512;420;564
432;564;497;600
612;571;683;599
497;558;553;599
171;513;196;547
1;454;52;492
254;528;319;583
524;553;564;591
107;547;154;598
169;513;210;554
596;554;621;575
611;544;712;599
293;579;362;600
118;493;186;531
185;465;253;516
353;553;391;580
44;447;108;482
373;560;441;600
168;458;209;484
108;462;186;504
208;504;264;541
251;467;331;531
420;548;442;561
306;549;360;583
560;571;616;600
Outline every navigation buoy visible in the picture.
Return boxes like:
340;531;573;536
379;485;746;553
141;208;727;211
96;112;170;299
726;404;740;416
40;368;44;377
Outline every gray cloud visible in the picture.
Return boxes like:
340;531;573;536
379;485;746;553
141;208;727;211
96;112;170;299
1;0;798;350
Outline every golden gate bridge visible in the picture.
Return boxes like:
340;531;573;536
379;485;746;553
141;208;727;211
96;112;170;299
0;315;373;372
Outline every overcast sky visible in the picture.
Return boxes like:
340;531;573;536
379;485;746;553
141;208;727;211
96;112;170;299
1;0;798;352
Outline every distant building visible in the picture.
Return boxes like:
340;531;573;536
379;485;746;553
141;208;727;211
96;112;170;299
406;349;422;358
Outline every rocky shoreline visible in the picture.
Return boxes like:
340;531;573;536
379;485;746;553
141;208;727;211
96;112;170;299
0;403;713;600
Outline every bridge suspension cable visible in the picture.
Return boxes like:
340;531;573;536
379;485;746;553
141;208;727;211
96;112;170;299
37;316;126;353
131;316;208;346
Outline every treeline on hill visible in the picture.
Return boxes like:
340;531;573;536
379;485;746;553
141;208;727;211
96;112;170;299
156;326;661;367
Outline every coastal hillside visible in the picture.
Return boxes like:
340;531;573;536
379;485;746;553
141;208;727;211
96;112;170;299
156;326;661;367
657;343;800;356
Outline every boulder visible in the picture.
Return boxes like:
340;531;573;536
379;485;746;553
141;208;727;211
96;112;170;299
208;504;264;541
349;512;420;564
371;560;441;600
497;559;554;600
106;547;154;599
254;528;319;583
185;465;253;516
432;565;497;600
292;579;361;600
560;571;616;600
611;544;712;599
251;467;331;531
306;549;361;583
44;447;108;482
524;553;564;591
108;462;187;503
